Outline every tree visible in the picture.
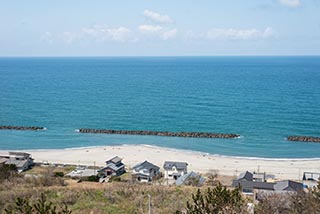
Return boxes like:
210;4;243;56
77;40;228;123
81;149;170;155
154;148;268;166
176;183;246;214
4;193;72;214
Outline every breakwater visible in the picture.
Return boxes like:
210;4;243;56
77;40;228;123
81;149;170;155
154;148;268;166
287;136;320;143
77;128;240;139
0;126;45;131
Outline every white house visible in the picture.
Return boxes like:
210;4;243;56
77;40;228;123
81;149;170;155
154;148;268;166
163;161;188;180
132;160;160;182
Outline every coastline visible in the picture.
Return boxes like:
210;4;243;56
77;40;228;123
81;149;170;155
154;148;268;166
2;144;320;180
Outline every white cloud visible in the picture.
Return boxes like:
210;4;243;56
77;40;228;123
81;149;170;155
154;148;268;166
143;9;173;24
139;25;162;33
41;32;54;44
161;29;178;40
82;25;132;42
206;27;274;40
61;32;78;44
279;0;301;8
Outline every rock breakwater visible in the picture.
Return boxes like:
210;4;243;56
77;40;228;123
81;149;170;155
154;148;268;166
0;125;45;131
77;128;240;139
287;136;320;143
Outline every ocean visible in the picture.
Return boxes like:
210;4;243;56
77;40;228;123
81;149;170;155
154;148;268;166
0;56;319;158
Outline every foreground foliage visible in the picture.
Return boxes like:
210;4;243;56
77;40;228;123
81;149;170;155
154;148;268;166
176;183;247;214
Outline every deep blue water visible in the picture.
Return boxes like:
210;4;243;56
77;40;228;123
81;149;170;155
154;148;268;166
0;56;320;158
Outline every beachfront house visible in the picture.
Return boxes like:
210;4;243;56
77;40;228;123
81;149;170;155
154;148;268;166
132;160;160;182
163;161;188;180
233;171;303;196
175;171;205;186
3;152;34;172
98;156;125;177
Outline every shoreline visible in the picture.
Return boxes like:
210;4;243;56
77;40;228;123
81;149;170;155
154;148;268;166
2;144;320;180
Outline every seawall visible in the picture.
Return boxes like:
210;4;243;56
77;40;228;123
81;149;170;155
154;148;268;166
287;136;320;143
77;128;240;139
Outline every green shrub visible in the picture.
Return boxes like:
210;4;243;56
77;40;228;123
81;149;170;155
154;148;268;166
54;172;64;177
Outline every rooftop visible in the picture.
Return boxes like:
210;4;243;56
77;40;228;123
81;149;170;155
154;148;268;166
133;160;160;171
163;161;188;170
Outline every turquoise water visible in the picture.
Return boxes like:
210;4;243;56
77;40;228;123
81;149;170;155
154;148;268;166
1;56;320;158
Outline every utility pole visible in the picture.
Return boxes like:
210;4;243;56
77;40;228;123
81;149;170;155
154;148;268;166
148;194;151;214
94;161;96;176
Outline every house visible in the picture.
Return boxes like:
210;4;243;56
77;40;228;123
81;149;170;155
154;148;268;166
303;172;320;181
4;152;34;172
98;156;125;177
163;161;188;180
132;160;160;182
233;171;304;195
176;171;205;186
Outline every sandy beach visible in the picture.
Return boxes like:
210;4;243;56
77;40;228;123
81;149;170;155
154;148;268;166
3;145;320;180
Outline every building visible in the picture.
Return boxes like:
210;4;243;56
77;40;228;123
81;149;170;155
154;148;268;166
175;171;205;186
132;160;160;182
163;161;188;180
1;152;34;172
98;156;125;177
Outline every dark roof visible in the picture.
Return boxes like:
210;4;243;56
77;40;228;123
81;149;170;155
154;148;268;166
274;180;303;192
233;180;275;191
236;171;253;181
101;163;125;172
133;160;160;171
163;161;188;170
106;156;122;164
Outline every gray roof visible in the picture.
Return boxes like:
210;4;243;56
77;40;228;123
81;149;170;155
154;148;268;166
133;160;160;171
233;180;275;191
6;159;29;168
236;171;253;181
106;156;122;164
274;180;303;192
176;171;205;186
9;152;31;159
163;161;188;170
102;162;125;172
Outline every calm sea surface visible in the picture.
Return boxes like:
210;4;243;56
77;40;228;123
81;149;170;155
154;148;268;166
0;57;319;158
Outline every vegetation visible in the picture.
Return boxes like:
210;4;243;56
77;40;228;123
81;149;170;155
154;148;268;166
1;165;320;214
4;193;72;214
176;183;247;214
0;164;17;181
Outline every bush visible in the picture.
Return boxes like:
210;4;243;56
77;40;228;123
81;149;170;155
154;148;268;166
54;172;64;177
0;164;18;182
109;176;121;182
176;183;246;214
86;175;99;182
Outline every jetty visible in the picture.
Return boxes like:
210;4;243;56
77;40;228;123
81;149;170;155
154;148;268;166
77;128;240;139
287;136;320;143
0;126;45;131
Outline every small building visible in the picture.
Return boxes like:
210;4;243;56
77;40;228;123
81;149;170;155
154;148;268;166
99;156;125;177
163;161;188;180
5;152;34;172
303;172;320;181
176;171;205;186
132;160;160;182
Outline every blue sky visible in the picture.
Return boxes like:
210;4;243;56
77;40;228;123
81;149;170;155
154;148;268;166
0;0;319;56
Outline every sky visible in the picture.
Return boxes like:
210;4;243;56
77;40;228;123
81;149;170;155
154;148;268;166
0;0;319;56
